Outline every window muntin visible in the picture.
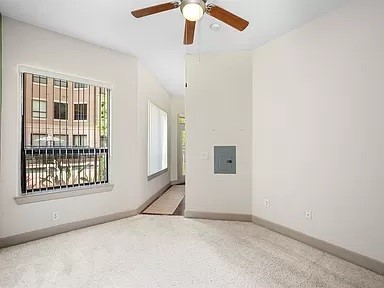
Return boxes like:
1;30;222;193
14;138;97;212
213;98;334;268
22;73;110;194
32;100;47;119
54;102;68;120
53;134;68;146
74;83;87;89
32;75;47;85
73;135;88;147
74;104;87;120
54;79;68;88
148;101;168;177
31;133;48;147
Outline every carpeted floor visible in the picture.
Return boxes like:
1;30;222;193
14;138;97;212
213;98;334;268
0;215;383;288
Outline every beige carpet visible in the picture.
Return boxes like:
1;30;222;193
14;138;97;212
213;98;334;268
0;215;383;288
143;185;184;215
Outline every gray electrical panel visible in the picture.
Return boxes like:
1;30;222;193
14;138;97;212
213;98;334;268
214;146;236;174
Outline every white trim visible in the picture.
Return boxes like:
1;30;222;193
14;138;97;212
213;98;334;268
14;184;114;205
252;215;384;275
18;67;113;196
18;65;113;89
147;100;169;177
147;168;169;181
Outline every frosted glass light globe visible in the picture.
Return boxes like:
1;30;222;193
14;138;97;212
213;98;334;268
182;3;204;21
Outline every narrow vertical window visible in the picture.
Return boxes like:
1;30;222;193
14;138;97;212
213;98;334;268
148;101;168;178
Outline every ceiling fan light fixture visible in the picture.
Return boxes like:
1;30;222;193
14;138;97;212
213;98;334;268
181;0;206;22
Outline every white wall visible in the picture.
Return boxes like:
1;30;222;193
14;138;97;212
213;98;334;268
136;62;171;207
170;96;185;182
185;52;253;215
253;0;384;262
0;18;171;238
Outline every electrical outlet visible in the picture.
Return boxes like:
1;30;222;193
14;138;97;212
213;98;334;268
305;210;312;220
264;199;270;208
52;212;59;221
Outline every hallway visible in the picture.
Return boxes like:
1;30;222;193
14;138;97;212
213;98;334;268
142;185;185;216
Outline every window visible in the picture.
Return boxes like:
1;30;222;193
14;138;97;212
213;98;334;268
53;134;68;146
33;75;47;85
74;83;87;89
54;102;68;120
148;101;168;178
73;135;88;147
22;73;110;194
32;100;47;119
31;134;48;147
54;79;68;88
74;104;87;120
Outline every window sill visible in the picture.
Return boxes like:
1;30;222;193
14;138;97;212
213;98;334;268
147;168;168;181
14;184;114;205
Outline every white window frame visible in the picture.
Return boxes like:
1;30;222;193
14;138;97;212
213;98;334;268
15;66;114;205
147;101;168;180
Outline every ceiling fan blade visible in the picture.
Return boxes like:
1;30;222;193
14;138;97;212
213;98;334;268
207;5;249;31
184;20;196;45
131;2;179;18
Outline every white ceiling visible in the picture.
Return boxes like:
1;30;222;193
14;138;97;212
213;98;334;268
0;0;350;97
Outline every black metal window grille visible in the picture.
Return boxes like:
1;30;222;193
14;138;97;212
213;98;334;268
21;73;110;194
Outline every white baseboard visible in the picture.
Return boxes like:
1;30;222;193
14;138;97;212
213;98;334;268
252;215;384;275
184;210;252;222
0;182;171;248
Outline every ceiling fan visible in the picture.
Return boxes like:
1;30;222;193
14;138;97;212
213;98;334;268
131;0;249;45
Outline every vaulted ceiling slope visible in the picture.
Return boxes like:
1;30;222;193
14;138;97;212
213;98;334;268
0;0;350;97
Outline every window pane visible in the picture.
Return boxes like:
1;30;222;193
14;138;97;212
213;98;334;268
74;83;87;89
33;75;47;84
22;72;110;193
73;135;88;147
54;79;68;88
54;102;68;120
53;134;68;146
32;100;47;119
74;104;87;120
148;102;168;176
31;134;48;147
